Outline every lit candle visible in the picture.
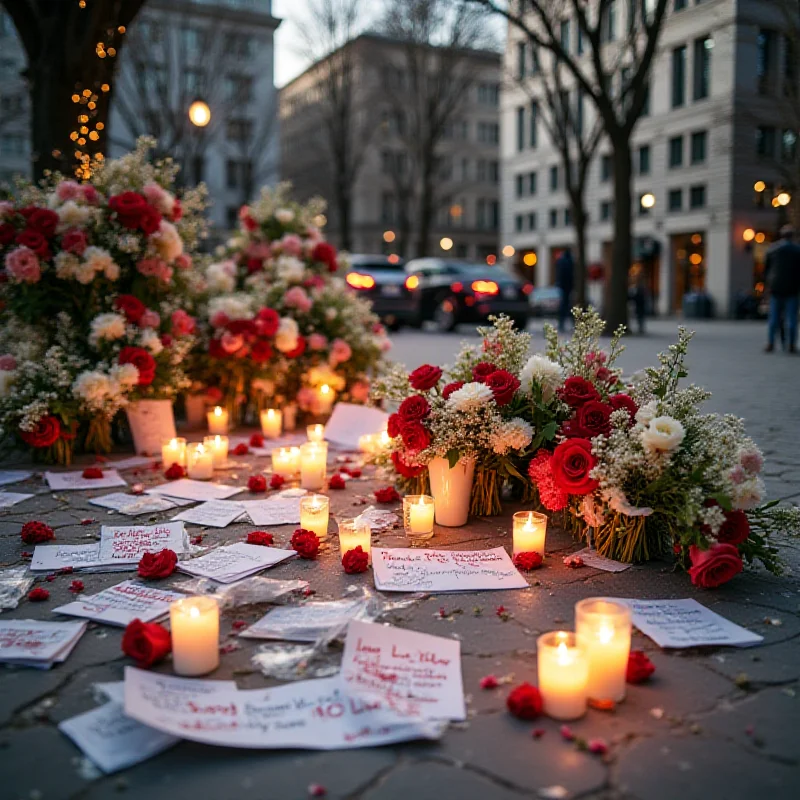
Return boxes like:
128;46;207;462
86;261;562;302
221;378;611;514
317;383;335;415
207;406;229;434
512;510;547;556
403;494;435;544
375;430;391;451
170;596;220;676
358;433;376;454
202;435;228;468
338;516;372;563
300;441;327;490
300;494;330;541
186;443;214;480
272;446;300;479
575;598;632;707
161;437;186;469
307;424;325;442
537;631;589;720
260;408;282;438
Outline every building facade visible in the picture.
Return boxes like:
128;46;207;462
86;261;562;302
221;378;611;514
501;0;796;317
279;34;502;262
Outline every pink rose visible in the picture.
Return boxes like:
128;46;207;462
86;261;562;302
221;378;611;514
296;386;316;411
380;338;392;352
350;380;370;402
329;338;352;366
308;333;328;350
0;354;17;370
5;247;41;283
284;286;313;312
303;275;325;291
137;257;173;283
142;181;168;209
246;242;272;261
56;180;82;201
81;185;100;204
221;332;245;354
171;310;196;336
61;228;88;255
279;233;303;257
174;253;192;271
140;309;161;329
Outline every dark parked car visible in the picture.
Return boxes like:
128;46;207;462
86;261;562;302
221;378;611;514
403;258;533;331
344;254;415;329
529;286;562;317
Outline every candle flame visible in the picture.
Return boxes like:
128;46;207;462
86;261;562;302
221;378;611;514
213;406;222;417
169;438;178;448
597;624;614;644
214;435;221;445
197;443;205;454
190;606;200;618
417;496;425;507
320;384;331;395
556;641;571;664
267;409;276;418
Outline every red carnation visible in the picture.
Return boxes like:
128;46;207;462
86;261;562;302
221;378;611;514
114;294;146;324
82;467;104;479
716;509;751;546
15;228;50;258
472;361;498;382
400;421;431;452
269;474;285;489
342;546;369;574
28;587;50;602
119;346;156;386
138;205;162;235
21;520;55;545
485;369;520;406
391;450;424;479
387;413;402;438
233;443;249;456
247;531;274;546
0;222;16;246
329;473;346;490
247;257;263;274
69;579;85;594
109;191;148;228
122;618;171;668
171;198;183;221
608;393;638;423
688;543;743;588
61;227;88;255
137;549;178;579
507;682;543;720
398;395;430;422
551;438;598;495
442;380;464;400
27;208;59;237
408;364;442;391
311;241;338;272
20;415;61;448
561;400;613;439
227;319;258;337
626;651;656;684
283;336;307;358
164;463;186;480
558;376;600;408
248;474;267;493
291;528;320;559
250;340;273;364
513;551;543;571
250;433;265;448
256;307;280;337
374;486;400;503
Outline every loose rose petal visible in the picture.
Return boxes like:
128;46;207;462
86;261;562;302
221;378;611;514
308;784;327;797
69;580;85;593
480;675;499;690
588;738;609;755
532;728;546;739
560;725;575;741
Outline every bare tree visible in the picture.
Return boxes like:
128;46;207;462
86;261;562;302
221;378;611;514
474;0;669;330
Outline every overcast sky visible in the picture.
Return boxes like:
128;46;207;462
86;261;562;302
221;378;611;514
273;0;311;88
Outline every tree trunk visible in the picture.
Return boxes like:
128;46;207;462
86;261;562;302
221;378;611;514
571;194;588;308
606;138;633;330
416;161;435;257
336;177;352;251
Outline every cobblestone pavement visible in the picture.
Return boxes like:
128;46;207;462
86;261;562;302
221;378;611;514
1;319;799;800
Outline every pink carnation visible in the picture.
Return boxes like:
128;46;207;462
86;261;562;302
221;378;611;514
350;380;370;402
140;309;161;328
61;228;88;255
175;253;193;271
137;257;173;284
308;333;328;351
284;286;313;313
5;247;41;283
56;180;82;201
303;275;325;290
0;354;17;370
81;185;100;204
329;338;352;366
171;309;196;336
380;338;392;353
296;386;316;411
528;450;569;511
740;449;764;475
142;181;168;208
246;242;272;261
221;332;245;354
279;234;303;257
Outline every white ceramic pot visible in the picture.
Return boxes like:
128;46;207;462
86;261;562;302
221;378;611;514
427;455;475;527
126;399;176;455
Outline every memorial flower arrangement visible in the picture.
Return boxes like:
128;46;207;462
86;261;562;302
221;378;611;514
0;137;205;462
192;183;389;425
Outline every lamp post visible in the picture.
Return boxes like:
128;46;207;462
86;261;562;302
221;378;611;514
188;99;211;128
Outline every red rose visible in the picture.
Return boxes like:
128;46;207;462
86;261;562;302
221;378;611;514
137;548;178;579
558;376;601;408
717;509;751;546
507;682;543;720
562;400;612;439
269;474;285;489
247;257;263;274
688;543;743;588
626;651;656;684
311;241;338;272
20;415;61;448
61;228;88;255
398;395;430;422
21;520;55;545
342;546;369;574
256;307;280;336
291;528;320;559
227;319;258;337
513;551;543;570
374;486;400;503
82;467;104;479
121;618;171;668
164;463;186;480
442;381;464;400
171;198;183;221
283;336;307;358
247;531;274;546
69;579;85;593
27;208;59;236
408;364;442;391
208;338;227;359
28;587;50;602
608;393;638;423
248;474;267;492
400;421;431;452
250;433;265;448
329;473;346;490
109;192;148;228
250;340;273;364
485;369;521;406
472;362;497;382
391;450;424;479
551;438;598;495
114;294;146;324
233;443;249;456
387;413;402;438
15;229;50;258
119;346;156;386
0;222;15;246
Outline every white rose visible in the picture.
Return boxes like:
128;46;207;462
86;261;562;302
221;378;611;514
74;261;96;284
111;363;139;388
641;415;685;454
275;207;295;224
57;200;91;229
150;220;183;262
89;312;127;345
274;317;300;353
208;294;253;322
275;254;305;283
54;251;79;279
520;355;563;402
635;401;658;427
0;370;16;397
206;262;236;293
83;246;116;276
447;381;494;413
140;328;164;355
73;370;112;403
731;477;765;510
104;260;120;280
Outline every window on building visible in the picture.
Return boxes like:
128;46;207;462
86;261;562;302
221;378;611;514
600;200;612;221
600;154;612;182
517;106;525;151
782;129;798;163
550;165;559;191
225;159;252;191
477;83;499;105
516;174;525;198
669;136;683;168
226;207;239;230
531;43;540;74
756;126;777;157
226;118;253;143
0;132;26;156
530;100;538;148
461;158;469;181
757;29;776;92
668;188;683;211
638;145;651;175
549;208;558;228
489;160;499;182
490;200;499;230
689;185;706;208
190;156;204;184
690;131;707;164
560;18;570;53
674;0;687;11
515;214;524;232
564;207;572;226
672;45;686;107
528;171;537;194
601;1;617;42
477;121;498;144
527;212;537;230
381;192;395;223
517;41;527;79
0;94;24;115
784;36;796;97
455;243;469;259
693;36;712;100
224;74;253;103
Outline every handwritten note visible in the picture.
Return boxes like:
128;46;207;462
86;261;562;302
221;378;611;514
239;495;303;526
45;470;127;491
89;492;180;516
569;548;632;573
372;547;529;593
323;403;389;450
146;478;243;503
0;619;87;668
97;522;187;564
0;470;32;486
178;542;296;583
241;599;366;642
105;456;155;471
30;544;116;574
171;500;245;528
0;491;34;509
621;598;764;648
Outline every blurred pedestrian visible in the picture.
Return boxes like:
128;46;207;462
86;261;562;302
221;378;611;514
764;225;800;353
628;264;648;335
555;248;574;333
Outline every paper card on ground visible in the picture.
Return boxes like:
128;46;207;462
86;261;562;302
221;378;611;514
240;496;303;526
341;620;465;721
621;598;764;648
0;619;87;668
94;681;126;705
323;403;389;450
0;470;33;486
105;456;155;471
241;598;366;642
171;500;245;528
123;668;445;750
89;492;179;516
372;547;529;593
54;581;185;627
30;543;107;573
0;491;34;509
146;478;243;502
45;470;127;491
357;506;399;531
98;522;187;565
569;548;632;573
178;542;296;583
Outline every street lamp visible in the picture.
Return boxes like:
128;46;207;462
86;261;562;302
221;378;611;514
742;228;755;242
502;245;515;257
754;180;766;193
383;230;396;243
188;99;211;127
640;192;656;209
440;237;454;251
777;191;791;206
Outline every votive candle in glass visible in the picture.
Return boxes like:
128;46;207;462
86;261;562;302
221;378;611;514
300;494;330;541
203;435;229;468
307;424;325;442
272;446;300;479
317;384;335;415
358;433;376;454
403;494;435;545
300;441;327;490
260;408;282;438
186;443;214;480
338;516;372;563
170;596;220;676
207;405;229;434
512;510;547;556
537;631;589;720
375;430;391;452
161;437;186;469
575;598;632;707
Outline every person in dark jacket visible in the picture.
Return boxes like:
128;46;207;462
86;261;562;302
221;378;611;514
764;225;800;353
555;248;574;332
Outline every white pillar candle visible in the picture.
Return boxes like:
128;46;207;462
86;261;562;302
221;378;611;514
170;596;220;676
272;446;300;478
338;516;372;563
537;631;589;720
300;442;327;490
161;437;186;468
186;443;214;480
203;435;229;468
300;494;330;541
307;424;325;442
317;384;335;415
403;494;435;544
575;598;632;707
260;408;282;438
207;406;229;434
512;510;547;556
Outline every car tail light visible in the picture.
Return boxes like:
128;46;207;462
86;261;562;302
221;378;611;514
450;281;464;293
404;275;420;290
471;280;499;295
522;283;534;296
346;272;375;290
